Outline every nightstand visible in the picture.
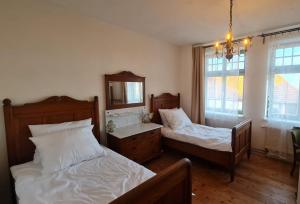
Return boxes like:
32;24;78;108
107;123;163;163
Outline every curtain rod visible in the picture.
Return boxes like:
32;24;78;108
193;24;300;48
259;26;300;44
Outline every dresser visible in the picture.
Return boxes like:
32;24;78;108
108;123;163;164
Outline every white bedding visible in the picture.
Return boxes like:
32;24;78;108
11;146;155;204
162;123;232;152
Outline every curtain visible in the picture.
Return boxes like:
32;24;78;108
264;33;300;161
191;46;205;124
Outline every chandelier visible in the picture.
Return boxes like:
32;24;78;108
214;0;251;61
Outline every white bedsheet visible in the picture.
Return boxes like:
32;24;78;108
11;146;155;204
162;124;232;152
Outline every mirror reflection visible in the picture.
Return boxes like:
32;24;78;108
109;81;143;105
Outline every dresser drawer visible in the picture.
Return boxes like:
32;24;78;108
117;128;161;163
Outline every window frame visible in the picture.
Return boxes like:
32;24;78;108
205;51;246;115
266;42;300;122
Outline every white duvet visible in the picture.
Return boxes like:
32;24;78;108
162;123;232;152
11;146;155;204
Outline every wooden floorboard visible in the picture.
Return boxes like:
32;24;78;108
145;149;298;204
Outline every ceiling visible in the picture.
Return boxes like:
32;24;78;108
48;0;300;45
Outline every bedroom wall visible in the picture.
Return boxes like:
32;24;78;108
0;1;180;203
178;38;271;153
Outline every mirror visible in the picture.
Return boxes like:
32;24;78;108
109;81;143;105
105;71;145;110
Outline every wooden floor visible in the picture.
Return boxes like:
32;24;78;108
145;149;298;204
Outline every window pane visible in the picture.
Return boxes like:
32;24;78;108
284;48;293;57
240;54;245;61
218;64;222;71
276;49;284;57
294;47;300;55
216;100;222;108
227;62;232;70
213;58;217;64
293;56;300;65
225;76;244;111
275;58;283;66
233;55;238;63
283;57;292;66
232;62;238;70
270;74;300;117
207;77;223;110
208;65;212;71
239;62;244;69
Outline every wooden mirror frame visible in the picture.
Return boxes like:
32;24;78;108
105;71;145;110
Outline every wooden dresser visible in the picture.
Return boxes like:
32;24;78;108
108;123;163;164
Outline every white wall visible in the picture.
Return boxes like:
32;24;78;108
0;1;180;203
179;38;273;152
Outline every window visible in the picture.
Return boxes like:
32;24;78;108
205;50;245;115
266;43;300;122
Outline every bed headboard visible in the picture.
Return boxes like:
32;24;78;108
150;93;180;124
3;96;100;167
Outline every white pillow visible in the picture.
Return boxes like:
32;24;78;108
163;108;192;129
29;118;92;163
29;118;92;136
158;108;177;127
29;126;105;175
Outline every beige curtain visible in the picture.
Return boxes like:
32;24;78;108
191;46;205;124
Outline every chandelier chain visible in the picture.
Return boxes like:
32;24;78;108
229;0;233;32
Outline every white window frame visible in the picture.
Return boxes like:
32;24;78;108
205;50;246;115
266;42;300;122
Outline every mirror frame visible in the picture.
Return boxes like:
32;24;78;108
105;71;145;110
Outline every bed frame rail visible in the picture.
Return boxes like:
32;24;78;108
110;158;192;204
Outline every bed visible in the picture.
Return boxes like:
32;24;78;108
150;93;252;181
3;96;192;204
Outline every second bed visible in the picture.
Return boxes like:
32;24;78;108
151;93;252;181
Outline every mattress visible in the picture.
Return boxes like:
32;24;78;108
161;123;232;152
11;146;155;204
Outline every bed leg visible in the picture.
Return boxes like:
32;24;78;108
247;148;251;160
230;169;235;182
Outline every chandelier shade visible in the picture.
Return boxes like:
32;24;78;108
214;0;252;61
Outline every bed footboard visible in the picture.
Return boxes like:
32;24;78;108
110;158;192;204
230;119;252;181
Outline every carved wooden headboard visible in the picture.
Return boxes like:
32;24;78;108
150;93;180;124
3;96;100;166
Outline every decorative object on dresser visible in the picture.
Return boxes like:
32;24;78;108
105;71;145;110
108;123;163;163
3;96;192;204
106;120;116;133
142;112;154;123
151;93;252;182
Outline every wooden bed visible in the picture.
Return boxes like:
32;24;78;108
3;96;192;204
150;93;252;182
